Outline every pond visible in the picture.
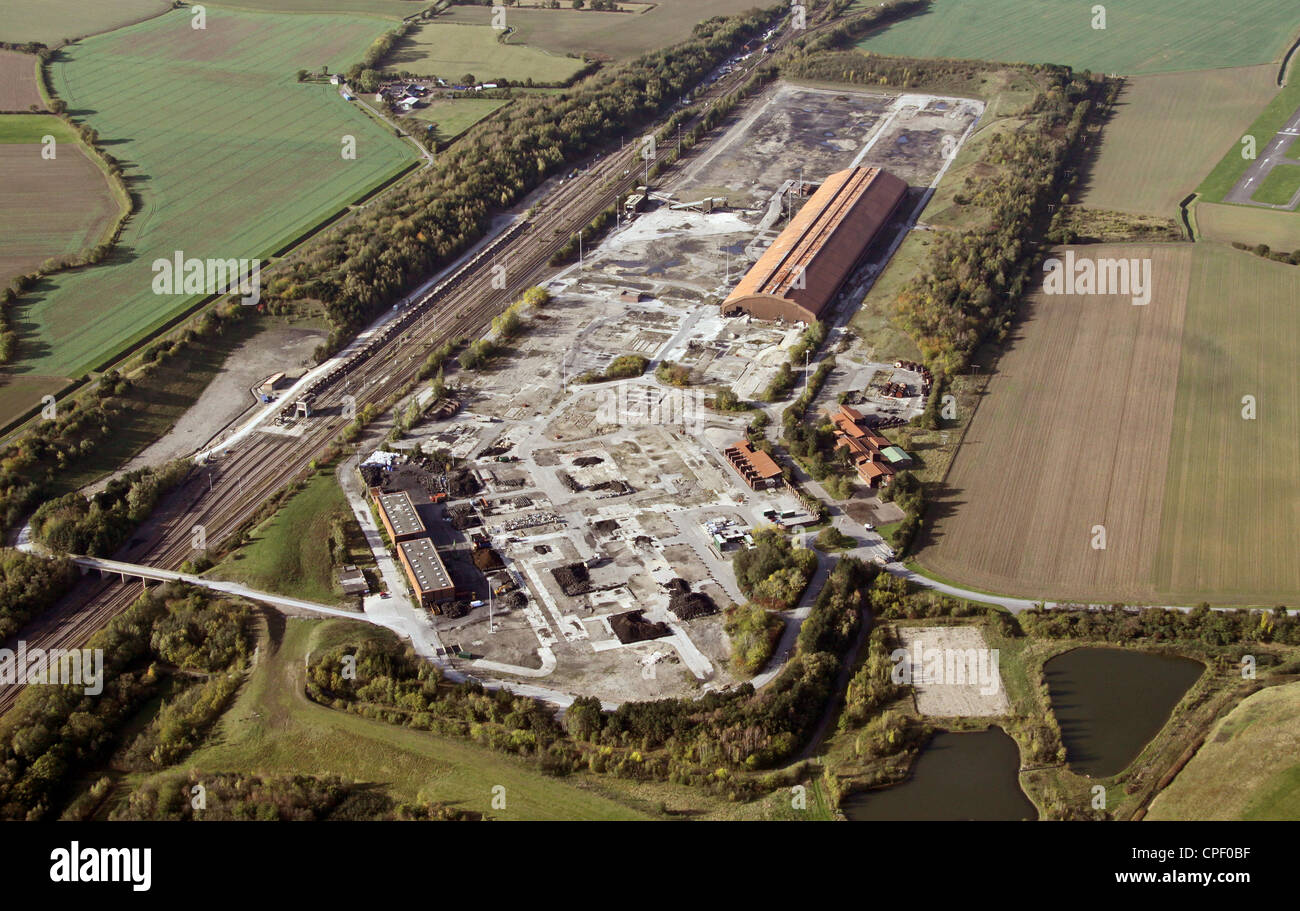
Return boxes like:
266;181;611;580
841;728;1036;821
1044;647;1203;778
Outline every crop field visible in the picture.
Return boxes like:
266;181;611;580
1250;163;1300;205
0;116;118;294
1195;201;1300;253
1081;66;1278;218
384;22;586;84
918;245;1193;604
0;50;43;111
1149;681;1300;820
434;0;766;60
0;0;171;45
5;8;414;423
408;97;505;142
922;243;1300;605
1152;245;1300;603
854;0;1300;75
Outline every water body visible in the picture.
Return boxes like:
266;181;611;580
1044;647;1203;778
841;728;1036;821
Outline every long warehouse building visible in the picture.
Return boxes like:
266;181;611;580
722;166;907;324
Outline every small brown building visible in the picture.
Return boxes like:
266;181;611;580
723;440;784;491
831;404;907;489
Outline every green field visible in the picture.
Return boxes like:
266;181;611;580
209;470;371;604
1196;76;1300;203
1149;681;1300;820
9;8;414;419
434;0;765;60
1250;163;1300;205
211;0;430;15
1153;245;1300;603
408;97;505;142
854;0;1300;75
0;0;171;45
114;617;653;820
0;113;77;143
384;22;586;84
1082;66;1278;218
1195;201;1300;252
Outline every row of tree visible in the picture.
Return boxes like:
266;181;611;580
112;769;478;821
31;459;190;556
306;556;874;798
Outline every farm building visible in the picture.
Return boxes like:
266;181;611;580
722;166;907;323
723;440;783;491
396;537;455;608
373;489;427;542
830;404;909;489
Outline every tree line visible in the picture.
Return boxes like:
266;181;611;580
31;459;190;556
307;556;874;800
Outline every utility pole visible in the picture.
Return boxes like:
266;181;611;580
804;349;809;398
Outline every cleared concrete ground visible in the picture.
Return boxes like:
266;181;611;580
386;82;980;703
894;625;1010;717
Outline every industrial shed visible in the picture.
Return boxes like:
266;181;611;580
373;489;427;543
396;537;455;608
722;166;907;323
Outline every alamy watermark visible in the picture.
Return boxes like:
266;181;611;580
152;250;261;305
0;642;103;695
890;643;1001;696
1042;250;1151;305
594;384;707;436
50;842;150;892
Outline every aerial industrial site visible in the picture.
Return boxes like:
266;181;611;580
0;0;1295;885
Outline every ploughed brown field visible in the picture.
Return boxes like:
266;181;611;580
919;244;1191;603
0;144;117;288
0;50;43;111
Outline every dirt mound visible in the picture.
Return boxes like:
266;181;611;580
573;456;603;467
611;610;671;644
448;470;479;498
438;600;470;619
666;578;718;621
558;471;582;492
551;562;591;596
472;548;504;571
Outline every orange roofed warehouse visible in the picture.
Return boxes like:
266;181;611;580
722;166;907;323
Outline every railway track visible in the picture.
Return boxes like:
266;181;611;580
0;13;832;716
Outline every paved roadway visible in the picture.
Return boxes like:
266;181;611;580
1224;102;1300;209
